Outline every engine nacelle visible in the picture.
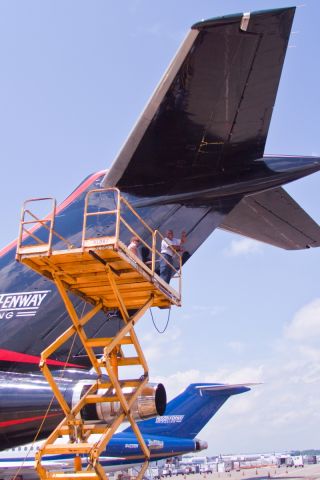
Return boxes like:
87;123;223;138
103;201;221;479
0;370;166;449
195;439;208;451
73;382;166;423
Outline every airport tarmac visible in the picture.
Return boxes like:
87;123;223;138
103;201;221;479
5;465;320;480
177;465;320;480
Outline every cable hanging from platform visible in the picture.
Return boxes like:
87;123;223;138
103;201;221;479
150;307;171;334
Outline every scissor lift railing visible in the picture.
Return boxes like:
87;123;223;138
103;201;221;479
16;188;182;480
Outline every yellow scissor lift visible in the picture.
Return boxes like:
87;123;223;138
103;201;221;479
16;188;182;480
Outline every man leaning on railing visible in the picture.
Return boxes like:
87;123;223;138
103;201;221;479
128;236;141;259
159;230;186;284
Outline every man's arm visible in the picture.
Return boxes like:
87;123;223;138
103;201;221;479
172;232;187;253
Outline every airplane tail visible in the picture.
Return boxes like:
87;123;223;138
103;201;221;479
124;383;250;439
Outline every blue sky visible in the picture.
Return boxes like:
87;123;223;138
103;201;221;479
0;0;320;455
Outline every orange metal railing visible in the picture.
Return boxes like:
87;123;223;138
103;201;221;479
83;188;182;294
16;188;182;296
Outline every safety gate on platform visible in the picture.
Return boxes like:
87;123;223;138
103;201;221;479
15;187;182;480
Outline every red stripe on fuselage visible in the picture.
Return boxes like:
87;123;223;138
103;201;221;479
0;348;83;368
0;170;107;258
0;412;61;428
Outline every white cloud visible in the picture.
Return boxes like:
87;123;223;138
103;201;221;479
146;338;320;453
224;238;263;257
221;366;264;385
152;369;202;398
139;324;182;364
284;298;320;340
152;365;264;402
143;297;320;454
298;344;320;362
226;340;245;353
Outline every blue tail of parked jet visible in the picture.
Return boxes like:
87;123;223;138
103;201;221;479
124;383;250;439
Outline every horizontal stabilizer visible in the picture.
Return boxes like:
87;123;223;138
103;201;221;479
220;187;320;250
196;383;257;392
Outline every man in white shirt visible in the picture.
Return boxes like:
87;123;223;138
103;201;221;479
160;229;186;284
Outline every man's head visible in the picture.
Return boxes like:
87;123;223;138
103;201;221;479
166;230;173;240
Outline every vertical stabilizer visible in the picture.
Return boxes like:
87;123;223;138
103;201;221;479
124;383;250;439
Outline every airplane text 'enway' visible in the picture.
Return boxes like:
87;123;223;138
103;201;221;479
0;291;51;319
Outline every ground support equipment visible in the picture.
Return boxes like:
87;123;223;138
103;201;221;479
16;188;182;480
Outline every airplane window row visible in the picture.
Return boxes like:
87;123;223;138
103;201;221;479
11;445;39;451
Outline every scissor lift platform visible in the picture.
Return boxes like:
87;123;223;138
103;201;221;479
15;188;182;480
19;240;180;310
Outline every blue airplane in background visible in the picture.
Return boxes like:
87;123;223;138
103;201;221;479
0;383;249;477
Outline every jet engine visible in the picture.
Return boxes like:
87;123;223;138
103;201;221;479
0;370;166;449
195;439;208;451
73;381;166;423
